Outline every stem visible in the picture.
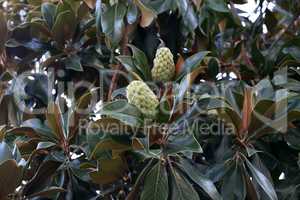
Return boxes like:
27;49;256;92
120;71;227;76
0;51;7;73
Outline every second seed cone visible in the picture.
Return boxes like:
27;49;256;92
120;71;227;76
151;47;175;82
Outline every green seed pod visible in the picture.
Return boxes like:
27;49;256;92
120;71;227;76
126;80;159;118
151;47;175;81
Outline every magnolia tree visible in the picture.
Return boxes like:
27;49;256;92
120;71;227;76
0;0;300;199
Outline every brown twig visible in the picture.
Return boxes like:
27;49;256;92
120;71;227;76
0;51;7;73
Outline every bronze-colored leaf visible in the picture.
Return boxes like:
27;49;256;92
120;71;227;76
0;125;5;141
134;0;156;27
46;102;66;143
0;160;22;199
7;127;40;139
132;137;145;150
89;156;128;185
84;0;96;9
192;0;203;10
16;139;39;155
240;87;253;137
175;55;185;76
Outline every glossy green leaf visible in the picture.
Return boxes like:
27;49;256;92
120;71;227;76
208;58;220;80
176;51;210;80
169;165;199;200
101;3;127;46
206;0;229;13
51;10;77;47
41;3;56;28
127;3;138;24
222;163;246;200
245;159;278;200
36;142;56;150
89;118;130;136
165;133;202;155
100;100;143;127
0;142;12;164
21;119;55;141
141;162;169;200
176;158;222;200
286;128;300;150
283;46;300;61
116;55;144;80
65;54;83;71
55;1;73;17
176;0;198;32
95;0;102;36
128;44;151;80
22;160;61;196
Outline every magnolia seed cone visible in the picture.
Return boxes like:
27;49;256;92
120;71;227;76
151;47;175;82
126;80;159;118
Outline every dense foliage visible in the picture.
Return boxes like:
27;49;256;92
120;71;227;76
1;0;300;199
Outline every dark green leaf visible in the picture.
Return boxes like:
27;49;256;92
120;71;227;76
206;0;229;13
65;54;83;71
176;0;198;32
27;187;65;198
245;159;278;200
0;142;12;164
90;139;130;160
55;1;73;17
166;133;202;155
36;142;56;150
101;3;127;46
176;158;222;200
22;160;61;196
169;165;199;200
51;10;77;47
128;44;151;80
141;162;169;200
222;163;246;200
100;100;143;127
176;51;209;80
283;46;300;61
21;119;55;141
41;3;56;28
127;3;138;24
286;128;300;150
116;55;144;79
95;0;102;36
208;58;220;80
